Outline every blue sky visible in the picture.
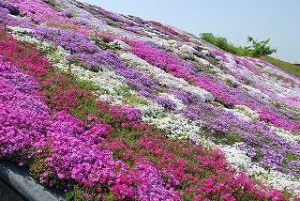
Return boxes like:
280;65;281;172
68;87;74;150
80;0;300;63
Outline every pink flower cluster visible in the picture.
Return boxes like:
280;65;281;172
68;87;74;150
0;33;49;76
258;109;300;131
129;40;195;79
192;75;238;106
103;122;286;201
9;0;68;25
150;21;190;42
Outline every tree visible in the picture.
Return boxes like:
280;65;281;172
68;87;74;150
246;36;277;57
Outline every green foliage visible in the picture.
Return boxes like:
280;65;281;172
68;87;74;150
47;0;58;8
183;194;193;201
213;131;243;145
200;33;248;56
246;36;277;57
124;94;149;106
76;78;100;91
285;153;299;163
66;12;75;18
0;24;7;40
104;193;115;201
251;149;264;163
225;78;238;88
66;187;103;201
66;189;85;201
29;148;51;180
90;34;121;51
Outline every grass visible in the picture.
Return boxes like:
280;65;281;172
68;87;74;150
261;56;300;77
47;0;58;9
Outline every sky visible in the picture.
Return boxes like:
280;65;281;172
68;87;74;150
80;0;300;63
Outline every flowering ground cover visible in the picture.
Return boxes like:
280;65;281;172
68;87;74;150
1;0;300;200
0;27;288;201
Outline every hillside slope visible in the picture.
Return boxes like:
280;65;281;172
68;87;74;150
0;0;300;200
261;56;300;78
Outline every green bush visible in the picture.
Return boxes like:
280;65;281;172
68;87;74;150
200;33;247;56
245;36;277;57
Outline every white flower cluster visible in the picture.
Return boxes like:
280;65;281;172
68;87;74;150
220;143;300;195
227;105;260;122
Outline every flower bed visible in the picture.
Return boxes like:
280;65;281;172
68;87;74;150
1;0;300;199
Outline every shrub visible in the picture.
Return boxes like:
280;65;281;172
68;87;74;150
200;33;247;56
246;36;277;57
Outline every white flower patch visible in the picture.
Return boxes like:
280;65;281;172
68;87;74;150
196;57;211;66
72;66;137;104
143;112;201;141
176;44;198;60
199;49;212;57
9;26;33;34
219;143;300;196
55;0;107;28
147;37;178;51
9;27;54;53
242;84;271;101
255;58;300;86
221;53;300;109
109;39;130;50
224;105;259;122
234;105;260;121
269;126;300;144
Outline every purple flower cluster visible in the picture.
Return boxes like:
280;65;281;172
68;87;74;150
0;58;49;157
96;6;135;27
135;163;181;201
36;111;125;187
9;0;73;26
183;102;300;175
129;40;196;79
208;50;300;131
171;89;204;105
0;4;33;28
109;105;142;123
33;27;99;54
0;0;19;16
114;67;177;110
